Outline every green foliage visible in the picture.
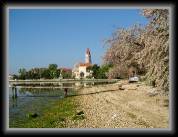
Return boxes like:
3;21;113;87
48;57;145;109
18;68;26;79
12;74;18;80
61;71;72;79
48;64;59;79
90;64;100;78
90;64;113;79
98;64;113;79
41;69;50;79
48;64;58;70
16;64;61;80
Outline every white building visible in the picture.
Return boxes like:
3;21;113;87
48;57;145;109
72;48;93;79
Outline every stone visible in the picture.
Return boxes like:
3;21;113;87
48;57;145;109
76;111;84;115
119;87;125;90
27;112;39;118
72;110;85;120
147;89;159;97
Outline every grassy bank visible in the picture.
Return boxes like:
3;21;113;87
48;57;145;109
10;96;81;128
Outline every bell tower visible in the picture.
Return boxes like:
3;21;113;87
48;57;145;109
85;48;92;64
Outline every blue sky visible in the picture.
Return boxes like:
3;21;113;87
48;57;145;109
9;9;148;74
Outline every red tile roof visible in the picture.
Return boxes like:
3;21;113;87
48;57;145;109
59;68;72;72
79;63;92;67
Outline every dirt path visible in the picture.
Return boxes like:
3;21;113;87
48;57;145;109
66;80;169;128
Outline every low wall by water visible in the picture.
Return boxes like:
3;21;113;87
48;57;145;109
9;79;119;88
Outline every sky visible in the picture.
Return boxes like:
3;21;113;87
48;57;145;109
9;9;148;74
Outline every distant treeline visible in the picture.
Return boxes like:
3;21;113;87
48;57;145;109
11;64;113;80
12;64;72;80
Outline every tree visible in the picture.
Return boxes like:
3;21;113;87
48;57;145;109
12;74;18;80
40;68;50;79
98;64;113;79
89;64;112;79
48;64;58;79
18;68;26;79
90;64;100;78
140;9;169;93
61;69;72;79
103;9;169;93
48;64;58;70
104;24;145;78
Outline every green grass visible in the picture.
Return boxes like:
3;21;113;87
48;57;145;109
13;97;80;128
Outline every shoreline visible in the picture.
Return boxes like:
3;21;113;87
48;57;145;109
9;80;169;128
66;80;169;128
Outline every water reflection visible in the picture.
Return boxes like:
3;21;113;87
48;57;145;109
12;81;115;88
17;88;73;97
9;81;117;127
9;87;76;127
13;82;75;87
11;87;18;108
12;96;17;108
9;87;75;108
12;86;17;98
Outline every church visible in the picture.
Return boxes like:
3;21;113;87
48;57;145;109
72;48;93;79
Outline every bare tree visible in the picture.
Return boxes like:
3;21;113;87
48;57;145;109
103;9;169;93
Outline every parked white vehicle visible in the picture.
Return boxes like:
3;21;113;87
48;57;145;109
129;76;139;83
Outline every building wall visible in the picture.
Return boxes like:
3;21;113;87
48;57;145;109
73;66;91;79
78;66;90;78
73;48;92;79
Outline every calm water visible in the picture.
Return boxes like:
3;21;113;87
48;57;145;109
9;87;76;127
9;81;116;127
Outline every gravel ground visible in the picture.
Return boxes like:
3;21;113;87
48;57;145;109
65;80;169;128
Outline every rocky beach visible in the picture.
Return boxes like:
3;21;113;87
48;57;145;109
65;80;169;128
